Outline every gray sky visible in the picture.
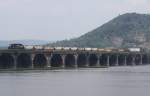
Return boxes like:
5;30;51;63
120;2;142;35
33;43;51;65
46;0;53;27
0;0;150;41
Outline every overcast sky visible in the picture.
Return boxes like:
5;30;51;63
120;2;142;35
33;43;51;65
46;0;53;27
0;0;150;41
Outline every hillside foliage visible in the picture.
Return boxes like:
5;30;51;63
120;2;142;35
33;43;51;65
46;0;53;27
47;13;150;48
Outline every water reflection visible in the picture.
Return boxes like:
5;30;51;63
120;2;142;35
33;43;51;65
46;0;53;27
0;66;150;96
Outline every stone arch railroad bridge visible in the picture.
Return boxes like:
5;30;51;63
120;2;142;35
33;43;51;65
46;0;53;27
0;49;149;69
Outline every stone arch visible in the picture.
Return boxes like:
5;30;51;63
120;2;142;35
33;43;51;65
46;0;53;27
89;54;98;66
65;54;75;68
126;54;133;66
33;54;47;68
135;54;141;65
109;54;117;66
0;53;14;69
77;54;87;67
142;54;148;65
17;53;32;68
118;54;126;66
51;54;62;67
100;54;108;66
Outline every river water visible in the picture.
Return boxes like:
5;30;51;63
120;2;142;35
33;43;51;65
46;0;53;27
0;66;150;96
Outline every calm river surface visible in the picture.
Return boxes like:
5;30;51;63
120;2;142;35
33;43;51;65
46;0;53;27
1;66;150;96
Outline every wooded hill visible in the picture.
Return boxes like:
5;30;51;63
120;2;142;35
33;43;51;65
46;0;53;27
47;13;150;48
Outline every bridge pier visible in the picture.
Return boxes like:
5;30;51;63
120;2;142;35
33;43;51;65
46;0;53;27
86;54;90;67
74;54;78;68
124;55;127;66
62;55;66;68
96;54;100;67
115;55;119;66
44;54;48;68
140;54;143;65
107;55;110;67
132;56;135;66
31;54;35;69
46;55;51;68
12;54;18;69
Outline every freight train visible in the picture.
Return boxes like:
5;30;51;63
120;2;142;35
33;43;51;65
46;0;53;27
8;43;142;52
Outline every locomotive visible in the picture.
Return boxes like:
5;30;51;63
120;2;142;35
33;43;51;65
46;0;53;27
8;44;25;49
